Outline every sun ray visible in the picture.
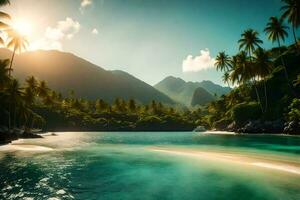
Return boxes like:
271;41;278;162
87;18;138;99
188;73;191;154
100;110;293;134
12;19;33;36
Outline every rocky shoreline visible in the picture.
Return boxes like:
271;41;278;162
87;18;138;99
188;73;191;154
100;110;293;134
0;129;43;145
216;120;300;135
1;120;299;145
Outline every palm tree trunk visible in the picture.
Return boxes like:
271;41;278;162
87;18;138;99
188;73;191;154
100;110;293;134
8;104;11;132
253;81;264;113
30;117;34;130
277;39;291;82
13;102;16;129
8;49;16;77
249;50;264;113
292;26;298;47
278;39;297;97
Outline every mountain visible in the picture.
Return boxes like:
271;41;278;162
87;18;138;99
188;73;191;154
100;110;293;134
154;76;231;106
191;87;215;106
0;49;174;104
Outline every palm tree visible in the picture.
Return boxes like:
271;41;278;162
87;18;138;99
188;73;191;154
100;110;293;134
222;72;231;87
253;48;274;112
238;29;263;59
229;55;240;85
6;29;29;76
37;80;50;99
264;16;291;82
0;59;9;89
25;76;38;94
281;0;300;45
0;0;10;6
215;51;231;72
231;51;253;84
238;29;263;111
5;79;23;130
23;87;35;107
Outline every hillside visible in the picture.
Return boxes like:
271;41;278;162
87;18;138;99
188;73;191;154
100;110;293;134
191;87;216;106
154;76;230;106
0;49;174;104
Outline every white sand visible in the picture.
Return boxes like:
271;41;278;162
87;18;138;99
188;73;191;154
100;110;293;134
203;131;236;135
0;143;53;152
0;132;87;152
151;148;300;175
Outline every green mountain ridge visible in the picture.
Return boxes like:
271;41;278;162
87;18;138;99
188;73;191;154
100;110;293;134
154;76;231;106
191;87;216;106
0;48;174;104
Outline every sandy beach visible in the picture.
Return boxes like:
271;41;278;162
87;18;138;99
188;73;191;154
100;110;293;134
1;132;300;176
0;132;88;153
151;147;300;175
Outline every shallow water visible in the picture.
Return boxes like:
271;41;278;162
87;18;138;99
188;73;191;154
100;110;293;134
0;132;299;200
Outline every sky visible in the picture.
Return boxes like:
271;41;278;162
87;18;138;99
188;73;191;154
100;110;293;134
2;0;298;86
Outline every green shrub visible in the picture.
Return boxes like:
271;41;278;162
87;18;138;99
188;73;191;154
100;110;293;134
286;99;300;122
231;102;261;125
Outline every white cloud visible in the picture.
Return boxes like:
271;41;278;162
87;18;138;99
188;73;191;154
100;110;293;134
80;0;92;13
182;49;216;72
81;0;92;8
92;28;98;35
58;17;80;33
29;17;81;51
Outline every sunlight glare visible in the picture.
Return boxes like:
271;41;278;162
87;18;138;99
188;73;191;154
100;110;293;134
13;19;33;36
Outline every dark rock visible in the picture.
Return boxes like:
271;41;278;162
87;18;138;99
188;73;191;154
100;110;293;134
226;122;237;132
242;120;263;133
284;121;300;135
214;119;231;130
21;132;43;139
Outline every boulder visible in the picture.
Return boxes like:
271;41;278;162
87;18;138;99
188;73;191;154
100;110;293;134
241;120;263;133
226;122;237;132
284;121;300;135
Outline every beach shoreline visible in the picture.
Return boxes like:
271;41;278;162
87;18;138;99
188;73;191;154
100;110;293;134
150;147;300;176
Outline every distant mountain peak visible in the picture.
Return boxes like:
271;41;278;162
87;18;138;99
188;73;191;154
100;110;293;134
0;48;174;104
154;76;231;106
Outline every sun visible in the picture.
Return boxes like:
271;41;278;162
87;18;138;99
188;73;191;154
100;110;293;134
12;19;33;36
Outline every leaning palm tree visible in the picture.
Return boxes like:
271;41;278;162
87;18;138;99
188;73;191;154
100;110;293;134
253;48;274;112
215;51;231;72
6;29;29;76
281;0;300;45
264;16;291;81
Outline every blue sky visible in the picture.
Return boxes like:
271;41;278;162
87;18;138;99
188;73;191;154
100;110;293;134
3;0;298;85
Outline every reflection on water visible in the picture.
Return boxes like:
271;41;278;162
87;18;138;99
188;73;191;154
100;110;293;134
0;132;299;200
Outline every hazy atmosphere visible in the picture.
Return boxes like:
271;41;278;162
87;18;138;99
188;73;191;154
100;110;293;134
2;0;297;85
0;0;300;199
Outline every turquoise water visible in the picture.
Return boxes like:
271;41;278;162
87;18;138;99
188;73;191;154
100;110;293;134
0;132;300;200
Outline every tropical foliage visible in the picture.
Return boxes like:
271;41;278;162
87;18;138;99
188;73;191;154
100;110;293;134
209;0;300;132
